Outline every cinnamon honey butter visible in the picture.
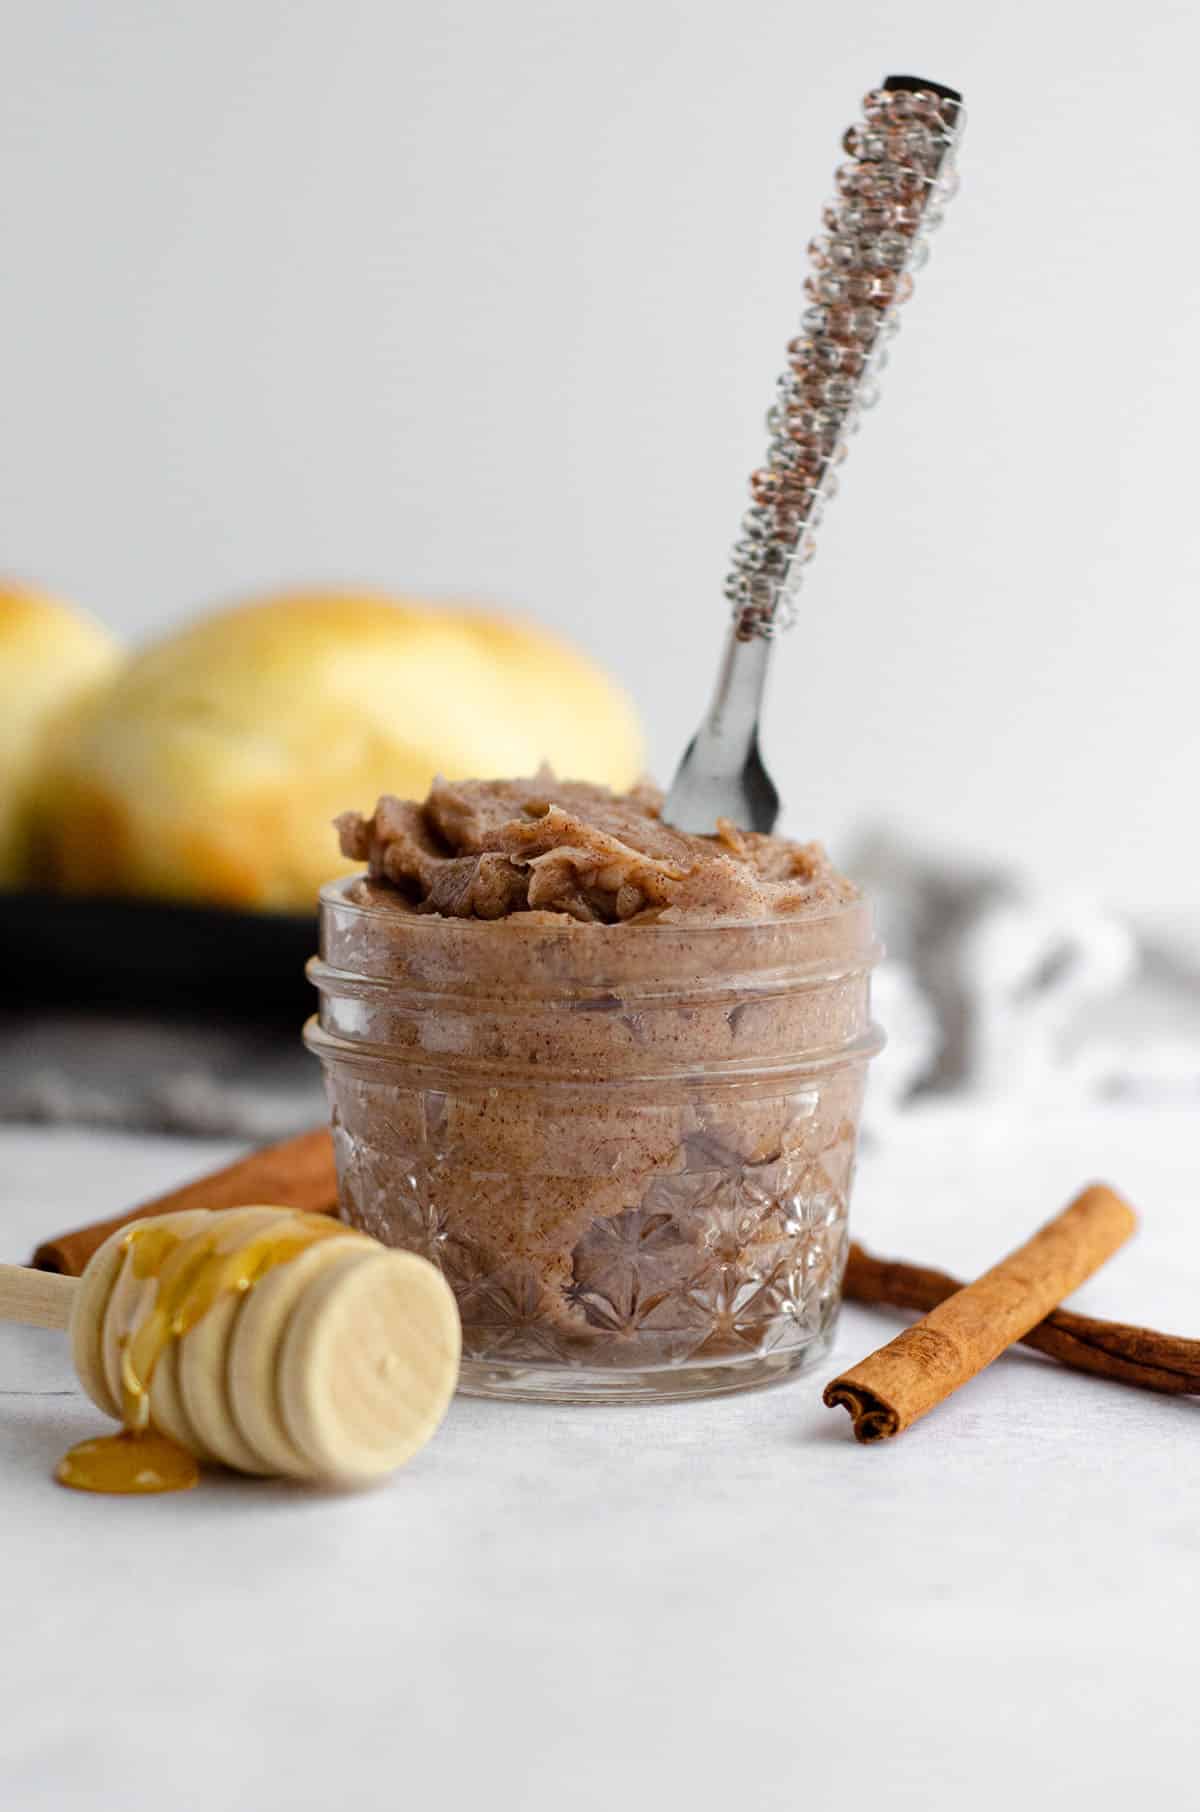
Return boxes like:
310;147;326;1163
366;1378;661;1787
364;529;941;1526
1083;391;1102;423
307;773;883;1403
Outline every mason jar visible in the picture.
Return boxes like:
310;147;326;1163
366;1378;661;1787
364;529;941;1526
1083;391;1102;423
305;877;883;1403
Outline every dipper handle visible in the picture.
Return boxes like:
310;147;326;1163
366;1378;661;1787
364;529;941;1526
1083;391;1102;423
0;1263;76;1331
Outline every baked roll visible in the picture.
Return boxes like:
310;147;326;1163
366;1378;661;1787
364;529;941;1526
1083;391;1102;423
45;589;643;912
0;582;121;887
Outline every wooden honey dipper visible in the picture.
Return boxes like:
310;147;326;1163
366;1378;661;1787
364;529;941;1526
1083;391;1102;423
0;1206;461;1494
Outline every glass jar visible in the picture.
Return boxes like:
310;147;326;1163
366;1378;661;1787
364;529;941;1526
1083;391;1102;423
305;878;883;1403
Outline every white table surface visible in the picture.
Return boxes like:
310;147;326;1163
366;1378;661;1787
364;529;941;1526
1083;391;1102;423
2;1104;1197;1812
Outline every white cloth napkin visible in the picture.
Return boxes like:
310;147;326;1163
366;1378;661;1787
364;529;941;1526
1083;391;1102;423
851;826;1200;1134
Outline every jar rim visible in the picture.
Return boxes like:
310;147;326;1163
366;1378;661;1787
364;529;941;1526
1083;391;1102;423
318;873;875;941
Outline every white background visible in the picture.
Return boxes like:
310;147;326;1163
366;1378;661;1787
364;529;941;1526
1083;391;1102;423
2;0;1198;905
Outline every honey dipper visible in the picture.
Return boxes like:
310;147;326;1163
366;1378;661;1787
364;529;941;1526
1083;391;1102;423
0;1206;461;1493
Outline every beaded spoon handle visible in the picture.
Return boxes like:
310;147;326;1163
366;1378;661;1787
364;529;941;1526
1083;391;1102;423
664;75;964;834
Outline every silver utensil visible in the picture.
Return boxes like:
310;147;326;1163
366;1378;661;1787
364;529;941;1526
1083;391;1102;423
664;74;965;835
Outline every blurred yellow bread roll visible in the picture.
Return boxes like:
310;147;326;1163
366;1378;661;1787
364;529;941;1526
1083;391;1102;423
0;582;121;887
45;589;644;911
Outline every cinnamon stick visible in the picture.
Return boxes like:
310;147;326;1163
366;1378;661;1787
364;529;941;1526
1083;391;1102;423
31;1127;339;1274
825;1183;1138;1442
844;1241;1200;1397
32;1141;1197;1408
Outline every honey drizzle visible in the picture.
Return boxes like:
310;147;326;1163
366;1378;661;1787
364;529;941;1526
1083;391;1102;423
57;1212;352;1495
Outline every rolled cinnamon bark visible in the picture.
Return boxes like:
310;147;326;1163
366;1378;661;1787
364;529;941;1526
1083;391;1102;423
825;1184;1138;1442
844;1242;1200;1396
37;1150;1180;1408
31;1127;339;1275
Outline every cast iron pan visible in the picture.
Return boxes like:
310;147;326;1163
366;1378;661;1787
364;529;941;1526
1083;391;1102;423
0;893;318;1024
